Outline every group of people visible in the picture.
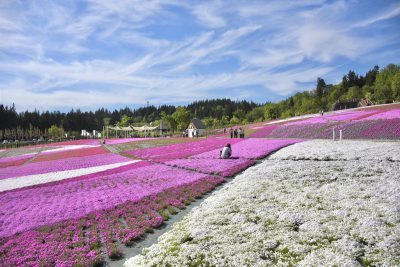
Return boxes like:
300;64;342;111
225;128;244;138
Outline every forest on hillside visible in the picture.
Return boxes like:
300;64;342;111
0;63;399;140
265;64;400;120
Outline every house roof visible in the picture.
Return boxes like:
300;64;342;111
189;118;205;129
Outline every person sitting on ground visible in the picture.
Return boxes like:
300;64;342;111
220;143;232;159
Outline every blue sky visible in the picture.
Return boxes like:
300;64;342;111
0;0;399;111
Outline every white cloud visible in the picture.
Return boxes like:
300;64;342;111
0;0;398;111
351;4;400;29
191;3;226;28
295;25;363;62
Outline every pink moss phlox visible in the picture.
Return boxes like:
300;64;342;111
249;125;279;138
0;164;218;238
192;139;303;159
165;158;256;177
0;176;223;266
0;153;131;180
126;138;243;160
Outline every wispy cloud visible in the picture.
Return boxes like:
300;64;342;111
0;0;399;111
351;3;400;29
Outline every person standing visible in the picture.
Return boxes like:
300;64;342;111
230;128;233;138
239;128;244;138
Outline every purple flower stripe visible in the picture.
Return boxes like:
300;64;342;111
360;118;400;139
249;125;279;138
323;111;376;121
127;138;243;160
0;153;131;180
165;158;256;177
286;116;330;125
104;138;153;145
269;117;400;140
269;122;338;138
0;177;223;266
192;139;303;159
362;109;400;120
0;163;216;238
6;161;152;194
0;153;34;164
284;110;386;126
319;120;382;139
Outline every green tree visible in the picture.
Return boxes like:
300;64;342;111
220;115;230;126
202;117;215;129
172;107;190;131
230;116;240;125
48;125;64;139
245;106;265;122
392;70;400;99
232;109;246;121
166;116;177;133
346;86;363;99
103;117;111;126
264;103;280;120
160;111;177;133
374;64;400;102
365;65;379;86
117;115;132;127
281;109;293;118
316;77;326;99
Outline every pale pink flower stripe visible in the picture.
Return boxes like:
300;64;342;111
0;153;34;164
285;110;395;126
42;139;101;147
363;109;400;120
127;138;243;161
286;116;329;125
165;158;255;177
0;163;215;238
0;153;131;180
249;125;279;138
5;161;152;193
323;111;375;121
192;139;303;159
104;138;152;145
39;138;151;147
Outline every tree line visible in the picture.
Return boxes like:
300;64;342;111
0;100;260;140
0;63;399;140
264;63;399;120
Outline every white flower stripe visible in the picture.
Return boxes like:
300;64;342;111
124;140;400;267
0;160;140;192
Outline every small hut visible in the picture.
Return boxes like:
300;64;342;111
187;118;205;138
331;98;373;111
